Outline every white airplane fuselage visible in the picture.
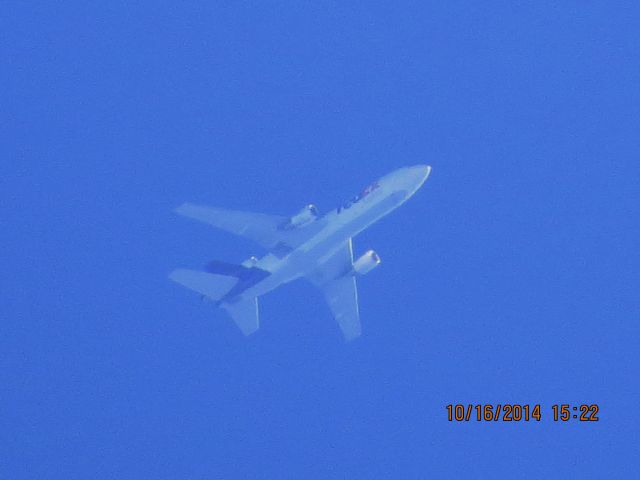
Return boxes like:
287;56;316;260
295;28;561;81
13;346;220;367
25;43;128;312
230;165;431;303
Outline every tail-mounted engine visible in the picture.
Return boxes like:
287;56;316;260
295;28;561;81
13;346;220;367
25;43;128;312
279;204;319;230
352;250;381;275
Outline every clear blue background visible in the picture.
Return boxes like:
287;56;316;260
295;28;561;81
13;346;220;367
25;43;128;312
2;2;639;478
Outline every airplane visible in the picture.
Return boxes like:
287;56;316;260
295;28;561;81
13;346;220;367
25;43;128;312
169;165;431;341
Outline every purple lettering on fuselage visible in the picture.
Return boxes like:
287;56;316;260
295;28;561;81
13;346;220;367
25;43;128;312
336;181;380;214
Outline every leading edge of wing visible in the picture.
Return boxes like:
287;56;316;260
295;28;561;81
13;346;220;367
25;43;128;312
174;202;288;249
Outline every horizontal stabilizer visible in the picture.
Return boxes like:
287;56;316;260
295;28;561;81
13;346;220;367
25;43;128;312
222;298;260;336
205;260;250;277
169;269;237;301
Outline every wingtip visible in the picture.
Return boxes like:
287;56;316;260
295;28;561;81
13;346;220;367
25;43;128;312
343;332;362;342
168;268;183;282
173;202;190;215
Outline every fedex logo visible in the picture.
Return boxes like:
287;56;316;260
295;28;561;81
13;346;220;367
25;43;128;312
336;181;380;214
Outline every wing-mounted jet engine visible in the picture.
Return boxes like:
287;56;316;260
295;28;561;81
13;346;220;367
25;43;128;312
278;204;319;230
352;250;381;275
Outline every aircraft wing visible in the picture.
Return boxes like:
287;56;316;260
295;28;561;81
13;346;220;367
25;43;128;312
306;239;361;341
175;202;288;249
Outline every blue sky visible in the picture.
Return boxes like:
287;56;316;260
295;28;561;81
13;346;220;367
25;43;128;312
2;2;639;478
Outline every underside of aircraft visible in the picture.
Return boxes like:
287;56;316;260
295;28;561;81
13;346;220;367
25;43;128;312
170;165;430;340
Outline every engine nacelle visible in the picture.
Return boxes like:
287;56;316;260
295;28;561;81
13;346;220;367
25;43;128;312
352;250;381;275
280;204;319;230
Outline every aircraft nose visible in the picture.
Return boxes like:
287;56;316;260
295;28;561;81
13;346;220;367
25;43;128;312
408;164;431;182
403;164;431;192
379;164;432;197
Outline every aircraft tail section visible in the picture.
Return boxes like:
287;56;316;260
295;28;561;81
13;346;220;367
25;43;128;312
221;297;260;336
169;269;238;301
169;268;260;335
